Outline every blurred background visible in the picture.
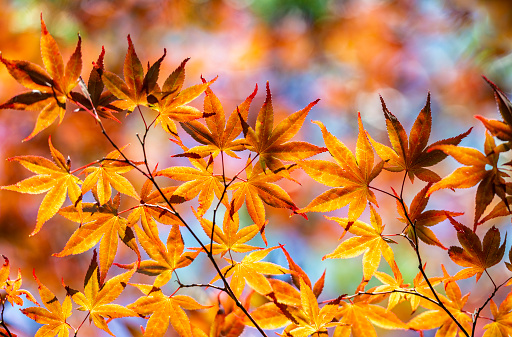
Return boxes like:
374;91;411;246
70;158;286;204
1;0;512;336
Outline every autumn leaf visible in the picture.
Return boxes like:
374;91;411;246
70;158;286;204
408;266;472;336
1;137;82;235
446;216;506;282
372;267;410;311
54;194;140;284
152;64;215;137
102;35;166;112
285;278;340;337
396;182;462;249
427;131;509;225
66;251;137;335
323;204;396;281
81;145;140;205
3;268;37;307
333;291;407;337
368;94;471;183
0;16;81;140
156;156;226;216
195;210;261;256
69;47;121;121
483;292;512;337
21;272;73;337
180;82;258;158
117;223;199;287
229;157;299;232
240;82;326;175
298;113;383;223
128;287;210;337
211;247;290;298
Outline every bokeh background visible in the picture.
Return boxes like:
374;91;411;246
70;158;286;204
1;0;512;336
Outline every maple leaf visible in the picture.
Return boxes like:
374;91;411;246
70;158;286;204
1;137;82;235
117;223;199;287
373;267;410;311
333;291;407;337
428;131;509;225
54;194;140;284
323;204;396;281
228;157;299;232
69;47;121;121
195;210;261;256
298;113;383;223
66;251;137;335
368;94;471;183
0;16;81;140
397;182;462;249
3;268;37;307
446;216;506;282
102;35;166;112
211;247;290;298
483;292;512;337
156;156;226;216
21;272;73;337
128;286;210;337
81;145;140;205
180;82;258;158
246;277;338;335
284;278;340;337
255;278;339;337
408;266;472;336
151;63;215;137
240;82;326;175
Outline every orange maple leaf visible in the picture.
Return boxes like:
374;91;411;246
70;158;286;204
483;292;512;337
447;216;506;282
240;82;326;176
229;157;299;233
195;211;261;256
128;286;210;337
0;16;81;140
211;247;290;298
298;113;383;223
101;35;166;112
333;290;407;337
81;145;140;205
180;82;258;158
427;131;509;225
54;194;140;284
1;137;82;235
322;204;396;281
66;251;137;335
117;223;199;287
156;156;227;216
21;272;73;337
368;94;471;183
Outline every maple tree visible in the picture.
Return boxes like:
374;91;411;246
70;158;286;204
1;15;512;337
